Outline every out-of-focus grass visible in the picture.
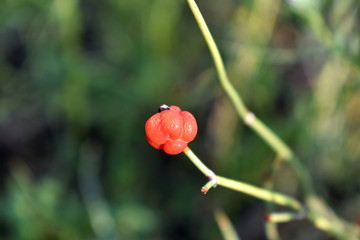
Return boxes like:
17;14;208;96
0;0;359;239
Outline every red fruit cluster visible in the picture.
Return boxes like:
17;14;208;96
145;105;198;155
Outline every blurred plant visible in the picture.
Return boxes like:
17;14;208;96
215;209;240;240
0;0;359;239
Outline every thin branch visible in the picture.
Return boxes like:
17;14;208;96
185;0;293;161
215;209;241;240
184;0;360;239
183;148;302;211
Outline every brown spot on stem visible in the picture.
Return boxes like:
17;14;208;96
201;186;208;194
263;213;271;222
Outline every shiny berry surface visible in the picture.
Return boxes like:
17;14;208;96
145;105;198;154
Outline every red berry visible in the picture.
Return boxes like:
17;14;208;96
145;105;198;155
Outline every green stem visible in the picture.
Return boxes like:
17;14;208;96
214;209;240;240
184;147;215;177
186;0;316;211
249;118;293;160
266;212;303;223
216;176;302;210
185;1;360;239
264;223;281;240
183;148;302;211
185;0;247;118
263;162;281;240
186;0;314;203
306;212;358;240
186;0;293;162
183;148;360;239
289;157;315;196
201;179;217;194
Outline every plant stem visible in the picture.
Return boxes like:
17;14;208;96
289;157;315;196
263;161;281;240
249;118;293;160
186;0;314;203
216;176;302;211
183;148;302;210
185;0;360;239
201;179;217;194
184;147;215;178
266;212;303;223
185;0;317;204
183;147;360;239
214;209;241;240
185;0;247;117
264;223;281;240
186;0;293;162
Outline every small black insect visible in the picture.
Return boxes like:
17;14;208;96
158;104;170;112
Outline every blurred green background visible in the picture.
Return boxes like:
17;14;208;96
0;0;359;239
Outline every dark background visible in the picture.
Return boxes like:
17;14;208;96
0;0;359;239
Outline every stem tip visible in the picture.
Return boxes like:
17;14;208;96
264;213;271;222
201;186;209;194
